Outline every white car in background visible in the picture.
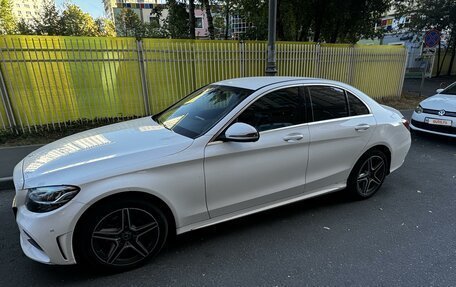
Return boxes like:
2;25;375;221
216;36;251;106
12;77;411;272
411;82;456;137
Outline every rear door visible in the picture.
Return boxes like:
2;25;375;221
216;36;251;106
305;85;376;193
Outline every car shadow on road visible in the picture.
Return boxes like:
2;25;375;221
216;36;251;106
168;189;359;253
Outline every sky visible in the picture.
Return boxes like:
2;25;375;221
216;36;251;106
55;0;105;18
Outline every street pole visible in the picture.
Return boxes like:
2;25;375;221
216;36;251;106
265;0;277;76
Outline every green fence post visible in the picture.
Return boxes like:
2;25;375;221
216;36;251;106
240;40;245;77
137;40;151;115
348;45;356;85
0;64;17;132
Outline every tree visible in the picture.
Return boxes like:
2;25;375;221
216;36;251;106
201;0;215;39
144;6;168;38
164;0;190;38
213;16;226;39
189;0;196;39
396;0;456;76
232;0;268;40
95;18;116;37
34;0;61;35
115;8;145;38
223;0;231;39
17;19;34;35
0;0;17;35
229;0;391;42
60;4;98;36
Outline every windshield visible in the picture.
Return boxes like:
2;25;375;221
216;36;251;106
442;83;456;95
153;85;254;139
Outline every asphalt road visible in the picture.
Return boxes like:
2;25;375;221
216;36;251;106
0;131;455;286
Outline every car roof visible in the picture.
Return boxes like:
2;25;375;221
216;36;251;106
214;77;322;90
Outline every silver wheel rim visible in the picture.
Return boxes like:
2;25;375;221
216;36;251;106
356;155;386;196
91;208;160;266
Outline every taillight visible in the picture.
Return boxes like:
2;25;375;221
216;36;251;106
402;118;410;130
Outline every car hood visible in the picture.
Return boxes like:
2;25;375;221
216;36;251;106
421;94;456;111
21;117;193;188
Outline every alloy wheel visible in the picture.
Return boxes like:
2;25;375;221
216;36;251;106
356;155;386;197
90;208;160;266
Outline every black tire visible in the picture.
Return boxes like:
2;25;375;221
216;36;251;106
74;198;168;272
347;149;388;199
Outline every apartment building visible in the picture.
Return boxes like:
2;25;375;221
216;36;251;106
11;0;48;24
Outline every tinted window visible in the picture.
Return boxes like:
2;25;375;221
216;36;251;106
442;83;456;95
154;85;253;139
237;88;306;132
347;92;369;116
309;86;348;121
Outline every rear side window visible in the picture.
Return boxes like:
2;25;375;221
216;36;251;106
309;86;348;121
237;87;306;132
347;92;369;116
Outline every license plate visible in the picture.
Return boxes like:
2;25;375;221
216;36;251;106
426;118;452;126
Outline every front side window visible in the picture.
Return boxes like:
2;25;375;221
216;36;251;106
237;88;306;132
309;86;348;121
154;85;253;139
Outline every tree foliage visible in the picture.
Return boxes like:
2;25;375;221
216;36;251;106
60;4;98;36
115;8;145;38
95;18;116;37
34;0;61;35
231;0;391;43
201;0;215;39
0;0;16;35
13;1;115;37
396;0;456;75
164;0;190;38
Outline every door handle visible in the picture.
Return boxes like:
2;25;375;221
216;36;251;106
355;124;370;131
283;133;304;142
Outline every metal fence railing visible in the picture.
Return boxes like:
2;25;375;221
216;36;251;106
0;36;408;133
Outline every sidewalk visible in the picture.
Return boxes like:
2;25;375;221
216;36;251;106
0;145;42;189
403;76;456;97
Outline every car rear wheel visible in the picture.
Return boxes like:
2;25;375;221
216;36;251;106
74;198;168;272
348;150;387;199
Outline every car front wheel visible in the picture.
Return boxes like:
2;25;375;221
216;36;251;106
74;198;169;272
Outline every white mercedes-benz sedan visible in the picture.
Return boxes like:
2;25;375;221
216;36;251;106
12;77;411;271
410;82;456;137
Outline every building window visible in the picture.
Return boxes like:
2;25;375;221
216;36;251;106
24;4;30;8
195;17;203;29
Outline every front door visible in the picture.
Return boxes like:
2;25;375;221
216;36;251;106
204;87;310;218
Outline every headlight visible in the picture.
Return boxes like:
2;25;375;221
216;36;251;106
25;185;80;213
415;105;423;114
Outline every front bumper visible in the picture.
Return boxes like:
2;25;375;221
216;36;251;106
14;197;85;265
410;112;456;138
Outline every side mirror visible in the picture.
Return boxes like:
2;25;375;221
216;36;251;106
436;88;444;94
223;122;259;142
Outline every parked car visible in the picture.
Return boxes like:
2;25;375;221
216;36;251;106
12;77;411;272
411;82;456;137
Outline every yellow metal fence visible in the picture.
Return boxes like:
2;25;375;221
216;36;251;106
0;36;407;132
